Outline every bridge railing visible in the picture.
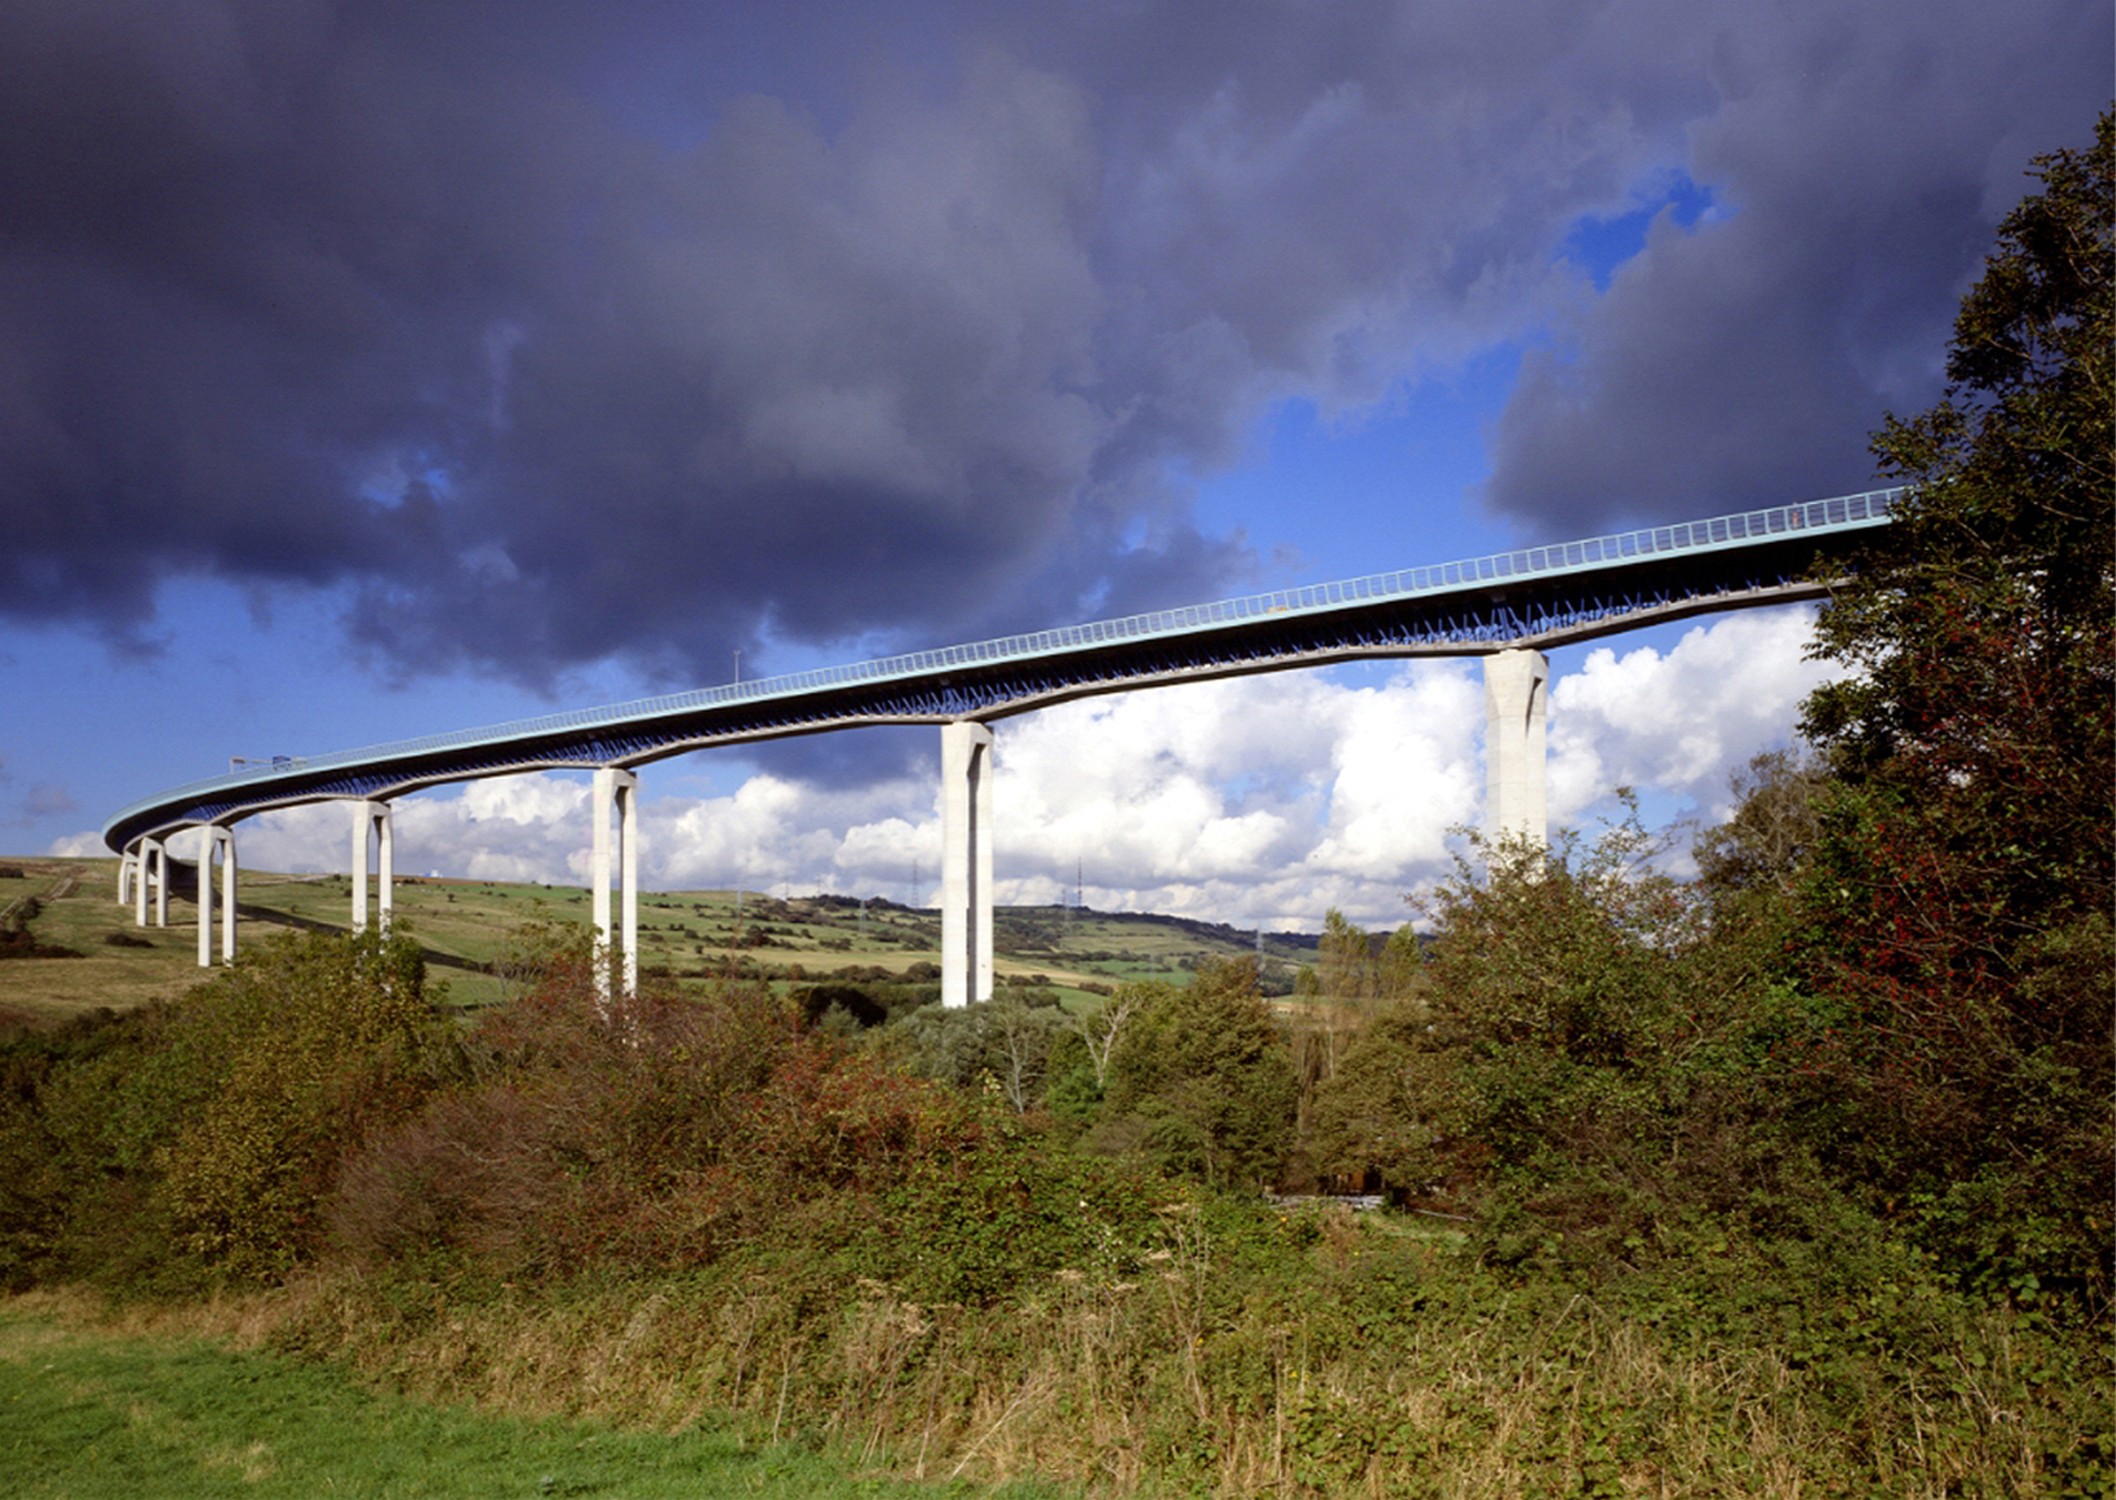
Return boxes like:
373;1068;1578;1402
112;487;1900;823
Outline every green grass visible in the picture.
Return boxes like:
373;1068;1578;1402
0;861;205;1020
0;1299;1063;1499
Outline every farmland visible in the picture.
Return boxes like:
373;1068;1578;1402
0;855;1319;1021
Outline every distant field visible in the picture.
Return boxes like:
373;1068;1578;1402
0;855;1317;1025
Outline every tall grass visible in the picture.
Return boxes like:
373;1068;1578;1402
250;1202;2107;1497
0;1289;1064;1498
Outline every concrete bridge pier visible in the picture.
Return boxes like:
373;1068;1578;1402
134;837;168;928
1482;647;1549;851
940;721;995;1009
195;825;236;967
117;849;135;906
351;801;394;935
590;767;639;1000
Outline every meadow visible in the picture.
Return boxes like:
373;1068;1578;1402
0;855;1314;1018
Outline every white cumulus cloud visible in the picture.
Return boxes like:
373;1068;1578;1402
1549;605;1842;827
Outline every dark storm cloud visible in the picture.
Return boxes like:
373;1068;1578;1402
1481;0;2112;531
0;0;612;645
1;0;2106;688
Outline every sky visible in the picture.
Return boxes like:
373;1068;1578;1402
2;0;2107;930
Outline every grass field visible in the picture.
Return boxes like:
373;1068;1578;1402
0;1292;1062;1498
0;856;1319;1024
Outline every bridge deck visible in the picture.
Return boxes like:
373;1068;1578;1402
104;487;1898;851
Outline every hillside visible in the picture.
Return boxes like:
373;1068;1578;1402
0;855;1321;1022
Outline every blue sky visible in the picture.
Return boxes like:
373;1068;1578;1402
2;1;2107;927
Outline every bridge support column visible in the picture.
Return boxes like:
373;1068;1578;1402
136;838;168;928
940;721;994;1009
351;802;394;936
196;826;237;967
220;829;238;963
1483;648;1549;851
118;850;135;907
591;767;639;1001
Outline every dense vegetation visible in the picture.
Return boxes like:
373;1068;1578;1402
0;118;2108;1495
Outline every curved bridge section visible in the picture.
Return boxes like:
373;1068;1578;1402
104;486;1897;1000
104;487;1897;854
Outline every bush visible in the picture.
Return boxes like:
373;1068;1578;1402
1095;958;1296;1191
329;952;1023;1282
332;952;799;1275
1349;808;1866;1280
0;931;455;1291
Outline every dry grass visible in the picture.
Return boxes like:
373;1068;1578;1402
77;1236;2072;1500
0;859;204;1018
9;1215;2100;1500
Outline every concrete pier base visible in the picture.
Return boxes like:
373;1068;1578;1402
940;721;994;1009
1483;648;1549;851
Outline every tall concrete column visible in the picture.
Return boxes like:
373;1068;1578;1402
351;801;394;935
197;830;215;968
940;721;995;1008
218;827;237;964
591;767;640;1000
118;850;135;907
377;806;393;934
137;837;168;928
194;827;238;968
351;808;368;931
1483;648;1549;851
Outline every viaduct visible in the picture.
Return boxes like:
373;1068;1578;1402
103;488;1898;1005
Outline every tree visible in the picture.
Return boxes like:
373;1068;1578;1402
1340;808;1827;1268
1096;958;1296;1190
1070;985;1141;1090
894;997;1065;1113
985;996;1066;1114
1317;909;1376;1002
1796;113;2113;1301
1806;111;2112;834
1305;992;1447;1199
1693;748;1828;902
1375;923;1423;1000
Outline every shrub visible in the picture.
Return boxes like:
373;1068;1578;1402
0;932;455;1291
154;932;455;1280
331;953;799;1276
1096;958;1296;1191
1368;808;1860;1278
